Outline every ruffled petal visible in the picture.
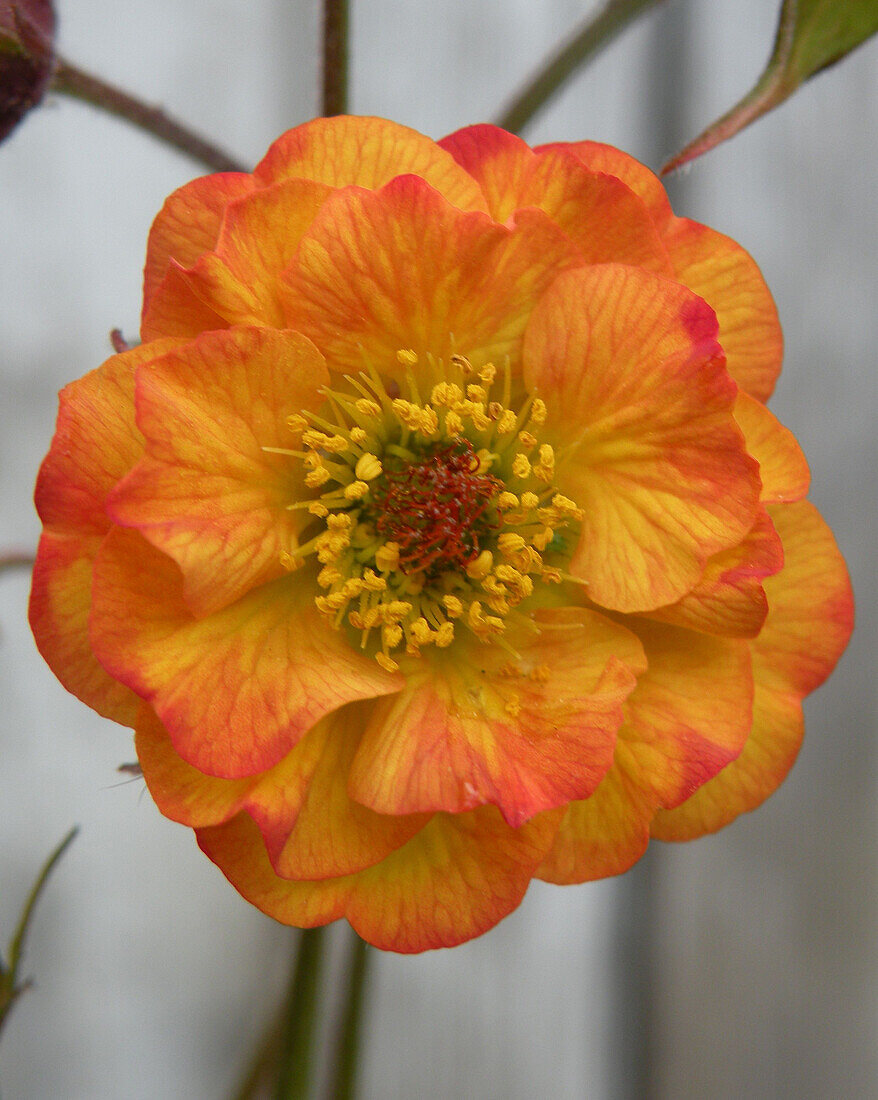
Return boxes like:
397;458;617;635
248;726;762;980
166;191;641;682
29;341;178;725
348;608;645;827
263;703;428;880
662;217;783;401
539;620;752;880
142;173;255;316
90;527;402;777
281;174;582;377
108;328;328;616
536;748;654;884
753;500;854;696
155;180;335;331
197;803;561;953
735;391;809;503
525;264;760;611
647;508;783;638
255;115;488;213
621;620;753;809
207;179;333;325
439;125;671;273
137;702;426;879
197;813;349;930
33;341;176;536
29;532;141;725
536;139;673;228
649;679;803;840
140;263;229;342
650;499;853;839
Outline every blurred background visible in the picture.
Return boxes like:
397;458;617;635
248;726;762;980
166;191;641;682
0;1;874;1096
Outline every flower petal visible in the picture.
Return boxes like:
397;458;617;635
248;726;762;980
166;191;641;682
735;391;809;503
29;341;177;725
29;532;141;725
348;608;645;827
343;805;561;952
525;264;760;611
137;702;426;879
140;263;229;342
650;499;853;839
135;703;257;826
255;115;488;213
282;173;582;377
264;703;429;881
90;527;402;776
208;178;333;325
33;342;175;537
535;144;782;400
754;500;854;697
536;749;654;884
663;217;783;401
197;803;561;952
108;328;328;616
439;125;671;273
536;139;673;228
159;180;336;331
649;680;803;840
646;507;783;638
621;620;753;810
539;620;752;880
142;172;255;316
197;812;349;930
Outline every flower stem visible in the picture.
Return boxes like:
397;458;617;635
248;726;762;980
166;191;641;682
50;58;248;174
325;933;371;1099
495;0;666;135
322;0;349;116
0;827;78;1041
272;927;327;1100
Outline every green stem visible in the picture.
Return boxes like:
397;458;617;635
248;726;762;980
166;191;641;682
322;0;349;116
50;58;248;174
273;927;327;1100
0;827;78;1041
325;933;371;1100
495;0;667;134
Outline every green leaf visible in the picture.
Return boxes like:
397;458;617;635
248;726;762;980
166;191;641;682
662;0;878;174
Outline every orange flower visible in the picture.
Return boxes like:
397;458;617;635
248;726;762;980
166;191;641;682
30;118;853;952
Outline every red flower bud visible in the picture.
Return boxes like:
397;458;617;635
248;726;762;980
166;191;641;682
0;0;57;141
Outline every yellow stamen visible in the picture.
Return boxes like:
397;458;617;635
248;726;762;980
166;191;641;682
466;550;494;580
355;453;383;480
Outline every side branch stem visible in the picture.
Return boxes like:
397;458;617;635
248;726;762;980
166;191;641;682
495;0;666;134
0;552;35;576
50;58;248;174
322;0;350;116
0;827;78;1040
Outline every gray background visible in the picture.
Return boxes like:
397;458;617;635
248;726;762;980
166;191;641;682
0;1;874;1096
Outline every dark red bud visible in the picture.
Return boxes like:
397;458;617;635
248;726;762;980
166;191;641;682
0;0;57;141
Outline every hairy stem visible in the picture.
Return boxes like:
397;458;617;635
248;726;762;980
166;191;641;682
51;58;248;173
322;0;350;116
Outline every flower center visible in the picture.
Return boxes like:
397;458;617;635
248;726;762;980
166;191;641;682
272;351;582;671
372;438;499;577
